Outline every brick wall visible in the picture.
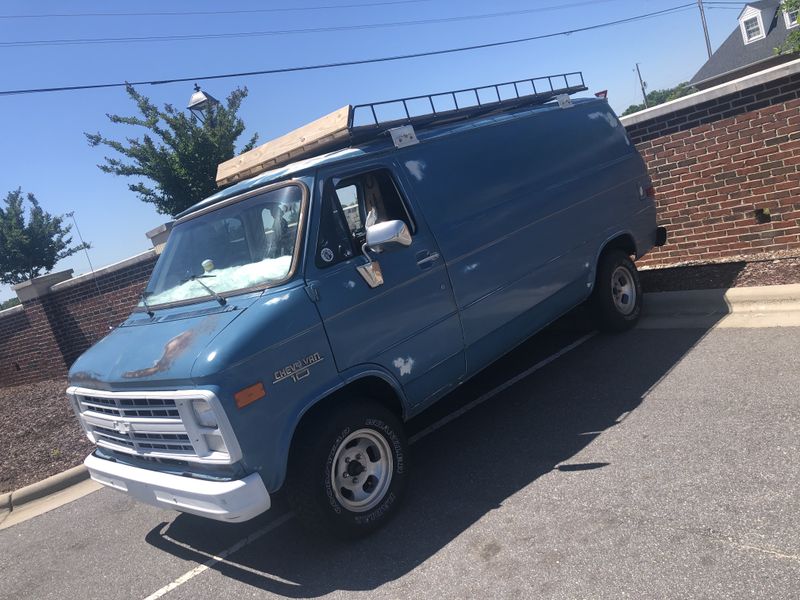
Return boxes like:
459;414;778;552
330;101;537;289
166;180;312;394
0;253;156;387
622;62;800;266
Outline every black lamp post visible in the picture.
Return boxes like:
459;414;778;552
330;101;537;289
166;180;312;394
187;83;220;124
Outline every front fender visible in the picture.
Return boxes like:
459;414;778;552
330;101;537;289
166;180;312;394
269;363;408;491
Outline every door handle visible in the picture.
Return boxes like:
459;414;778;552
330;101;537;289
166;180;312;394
416;250;440;269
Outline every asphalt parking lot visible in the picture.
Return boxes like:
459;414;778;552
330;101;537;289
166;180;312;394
1;323;798;600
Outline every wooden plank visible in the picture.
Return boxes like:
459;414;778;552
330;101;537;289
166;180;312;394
216;105;352;186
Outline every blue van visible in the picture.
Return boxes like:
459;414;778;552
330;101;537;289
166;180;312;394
67;74;666;537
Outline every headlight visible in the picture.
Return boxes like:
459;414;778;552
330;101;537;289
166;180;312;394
192;398;218;428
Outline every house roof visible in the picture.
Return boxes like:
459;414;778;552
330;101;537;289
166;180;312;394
690;0;793;86
738;0;781;17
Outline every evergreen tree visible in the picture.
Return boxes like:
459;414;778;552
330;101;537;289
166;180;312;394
0;189;89;285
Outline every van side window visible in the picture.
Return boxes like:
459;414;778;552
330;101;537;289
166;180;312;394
335;184;363;232
316;168;414;269
316;182;356;269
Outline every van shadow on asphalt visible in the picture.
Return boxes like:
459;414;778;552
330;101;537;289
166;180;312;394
144;315;719;597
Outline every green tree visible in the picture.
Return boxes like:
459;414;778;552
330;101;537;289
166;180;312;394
778;0;800;54
0;297;20;310
0;189;90;285
86;84;258;217
622;82;696;116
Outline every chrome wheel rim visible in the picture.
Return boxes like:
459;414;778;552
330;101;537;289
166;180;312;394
611;265;636;315
331;428;393;513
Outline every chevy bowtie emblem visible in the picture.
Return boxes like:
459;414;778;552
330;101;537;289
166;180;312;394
274;353;324;384
113;420;131;435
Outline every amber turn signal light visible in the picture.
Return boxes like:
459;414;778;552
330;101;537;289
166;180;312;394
234;382;266;409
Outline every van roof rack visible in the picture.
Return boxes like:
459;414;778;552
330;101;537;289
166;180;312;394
349;71;587;134
216;71;587;186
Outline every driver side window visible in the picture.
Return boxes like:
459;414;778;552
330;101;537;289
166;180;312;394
316;168;414;269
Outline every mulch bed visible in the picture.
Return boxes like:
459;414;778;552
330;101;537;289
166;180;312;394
0;379;92;494
641;256;800;293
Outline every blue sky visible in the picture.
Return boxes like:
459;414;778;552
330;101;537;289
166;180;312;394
0;0;745;301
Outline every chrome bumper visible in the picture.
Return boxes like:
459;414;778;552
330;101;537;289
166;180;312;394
85;454;270;522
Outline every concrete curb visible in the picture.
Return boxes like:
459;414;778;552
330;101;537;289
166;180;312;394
644;284;800;316
641;284;800;329
0;465;88;514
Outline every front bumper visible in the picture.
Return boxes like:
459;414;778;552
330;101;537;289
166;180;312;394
85;454;270;522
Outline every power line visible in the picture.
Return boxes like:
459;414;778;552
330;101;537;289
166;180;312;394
0;0;433;20
0;4;696;98
2;0;629;49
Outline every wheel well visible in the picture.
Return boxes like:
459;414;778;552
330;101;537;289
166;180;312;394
327;376;405;419
601;234;637;258
292;375;405;440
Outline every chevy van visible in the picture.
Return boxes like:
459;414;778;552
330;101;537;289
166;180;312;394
68;73;666;536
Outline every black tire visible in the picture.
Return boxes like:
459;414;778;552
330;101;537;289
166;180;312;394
590;249;642;332
286;400;408;538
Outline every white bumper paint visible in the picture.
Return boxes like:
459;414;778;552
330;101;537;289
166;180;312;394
84;454;270;522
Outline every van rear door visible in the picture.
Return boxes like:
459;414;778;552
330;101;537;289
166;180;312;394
307;163;464;408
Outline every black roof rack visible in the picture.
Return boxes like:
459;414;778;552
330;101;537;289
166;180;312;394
216;71;588;186
349;71;587;136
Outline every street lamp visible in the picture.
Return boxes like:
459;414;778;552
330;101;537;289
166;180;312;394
187;83;220;124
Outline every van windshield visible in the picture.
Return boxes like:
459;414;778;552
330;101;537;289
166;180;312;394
142;184;304;307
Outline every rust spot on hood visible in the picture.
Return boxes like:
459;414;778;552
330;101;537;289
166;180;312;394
122;316;219;379
69;371;105;387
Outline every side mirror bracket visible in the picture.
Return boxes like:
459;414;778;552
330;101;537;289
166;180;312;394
356;220;411;288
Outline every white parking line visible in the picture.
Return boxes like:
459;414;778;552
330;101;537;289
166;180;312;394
160;524;300;587
142;331;595;599
143;513;293;600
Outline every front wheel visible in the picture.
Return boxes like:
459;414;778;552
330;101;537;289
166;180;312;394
286;401;408;538
590;249;642;332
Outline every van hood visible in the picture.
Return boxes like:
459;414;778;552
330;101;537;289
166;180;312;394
68;299;256;390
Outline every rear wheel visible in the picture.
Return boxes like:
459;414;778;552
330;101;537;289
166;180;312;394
590;249;642;332
286;400;408;538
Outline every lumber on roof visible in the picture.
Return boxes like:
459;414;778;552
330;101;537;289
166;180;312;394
216;105;352;187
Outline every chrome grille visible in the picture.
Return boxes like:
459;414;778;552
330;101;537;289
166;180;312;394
77;394;180;419
74;391;195;458
91;425;194;453
67;386;242;465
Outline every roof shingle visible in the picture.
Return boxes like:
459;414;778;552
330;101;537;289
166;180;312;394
690;0;795;86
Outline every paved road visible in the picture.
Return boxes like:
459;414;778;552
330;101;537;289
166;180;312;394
1;325;798;599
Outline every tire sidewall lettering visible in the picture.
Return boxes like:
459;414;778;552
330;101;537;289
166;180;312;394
324;426;350;514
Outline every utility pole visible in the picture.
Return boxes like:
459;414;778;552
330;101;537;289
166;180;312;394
697;0;713;59
635;63;648;108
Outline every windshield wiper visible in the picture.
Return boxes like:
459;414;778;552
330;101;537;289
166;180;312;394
190;275;227;306
140;292;155;317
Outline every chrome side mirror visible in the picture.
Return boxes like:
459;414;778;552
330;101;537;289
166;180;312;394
356;220;411;289
365;220;412;252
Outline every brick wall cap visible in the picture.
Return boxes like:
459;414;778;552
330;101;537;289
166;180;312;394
50;249;156;293
0;303;24;320
620;57;800;127
145;221;174;248
12;269;74;302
